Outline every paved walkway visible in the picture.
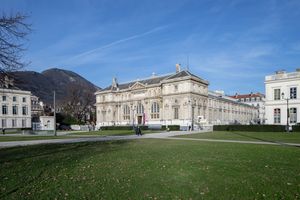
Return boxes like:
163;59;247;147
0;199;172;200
1;130;300;148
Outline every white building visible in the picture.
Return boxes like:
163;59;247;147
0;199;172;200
208;91;258;125
95;65;258;128
229;92;265;124
0;87;32;129
265;69;300;126
32;116;55;131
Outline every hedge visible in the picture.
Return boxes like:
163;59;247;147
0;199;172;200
100;125;148;130
293;125;300;132
161;125;180;131
213;125;286;132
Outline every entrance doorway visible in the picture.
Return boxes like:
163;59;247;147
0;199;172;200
137;116;143;124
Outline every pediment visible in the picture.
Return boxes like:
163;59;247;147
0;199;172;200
130;82;146;90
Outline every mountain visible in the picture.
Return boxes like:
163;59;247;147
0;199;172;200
12;68;100;105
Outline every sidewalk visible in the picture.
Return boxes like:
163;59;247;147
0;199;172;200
1;130;300;149
0;131;202;148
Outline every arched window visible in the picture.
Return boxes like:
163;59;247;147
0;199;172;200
151;102;160;119
137;103;144;114
123;105;130;120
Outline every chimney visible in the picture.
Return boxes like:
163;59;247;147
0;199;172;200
275;70;286;74
112;77;118;89
176;64;181;73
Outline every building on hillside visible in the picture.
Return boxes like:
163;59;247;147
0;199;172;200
95;65;258;129
0;79;31;129
31;95;44;122
265;69;300;126
208;91;258;125
229;92;265;124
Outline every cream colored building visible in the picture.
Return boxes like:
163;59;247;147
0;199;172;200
265;69;300;126
95;66;258;129
0;87;32;129
208;91;258;125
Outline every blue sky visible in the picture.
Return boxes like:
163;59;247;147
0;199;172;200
2;0;300;94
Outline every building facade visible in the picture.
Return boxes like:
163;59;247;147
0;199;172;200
95;66;258;128
31;95;44;122
0;87;32;129
229;92;265;124
208;91;258;125
265;69;300;126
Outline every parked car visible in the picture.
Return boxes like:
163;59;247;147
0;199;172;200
58;124;71;130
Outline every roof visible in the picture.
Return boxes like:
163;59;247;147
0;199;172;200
101;70;208;92
229;93;265;99
208;91;255;108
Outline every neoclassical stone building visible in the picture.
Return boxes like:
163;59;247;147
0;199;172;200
96;66;208;128
95;66;258;128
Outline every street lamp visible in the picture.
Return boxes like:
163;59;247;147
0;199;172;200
131;105;136;130
281;92;289;132
188;99;195;131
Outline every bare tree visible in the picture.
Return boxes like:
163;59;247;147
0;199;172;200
62;83;95;123
0;13;31;84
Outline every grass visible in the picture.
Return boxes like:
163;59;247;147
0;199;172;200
68;129;162;136
0;129;162;142
178;131;300;143
0;135;78;142
0;138;300;199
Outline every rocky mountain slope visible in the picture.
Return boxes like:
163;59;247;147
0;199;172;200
12;68;100;105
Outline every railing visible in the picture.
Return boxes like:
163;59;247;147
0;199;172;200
265;72;300;81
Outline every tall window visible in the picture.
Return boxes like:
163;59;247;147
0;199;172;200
151;102;160;119
274;108;281;124
22;106;27;115
174;107;179;119
12;105;18;115
2;105;7;115
22;119;26;128
137;103;144;114
2;119;6;128
123;105;130;120
12;119;16;127
2;96;6;101
290;87;297;99
274;89;281;100
22;97;26;103
102;111;106;121
290;108;297;123
13;96;17;102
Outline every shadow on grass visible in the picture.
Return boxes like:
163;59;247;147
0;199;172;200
230;131;300;148
0;140;133;199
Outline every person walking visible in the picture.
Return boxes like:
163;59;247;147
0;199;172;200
137;126;142;136
2;128;5;135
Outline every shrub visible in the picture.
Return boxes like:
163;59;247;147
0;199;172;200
292;125;300;132
213;125;286;132
161;125;180;131
100;125;148;130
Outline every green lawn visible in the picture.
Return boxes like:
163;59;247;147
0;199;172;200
0;130;162;142
68;129;162;136
0;139;299;199
0;135;78;142
178;131;300;143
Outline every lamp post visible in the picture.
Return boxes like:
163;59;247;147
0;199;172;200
281;92;289;132
188;99;194;131
53;90;57;136
131;105;136;130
